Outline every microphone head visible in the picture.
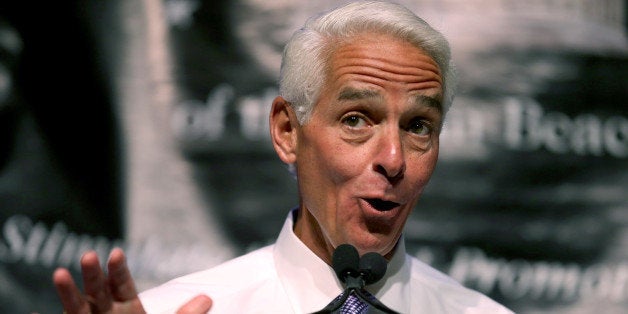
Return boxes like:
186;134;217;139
332;244;360;283
358;252;387;285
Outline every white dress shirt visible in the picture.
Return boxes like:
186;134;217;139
140;210;513;313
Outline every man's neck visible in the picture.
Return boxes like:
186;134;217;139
292;206;336;265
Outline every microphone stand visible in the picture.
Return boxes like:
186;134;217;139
344;275;399;314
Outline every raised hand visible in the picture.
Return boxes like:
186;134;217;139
53;248;212;314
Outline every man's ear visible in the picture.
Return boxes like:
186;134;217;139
269;96;298;164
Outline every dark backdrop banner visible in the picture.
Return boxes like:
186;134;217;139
0;0;626;313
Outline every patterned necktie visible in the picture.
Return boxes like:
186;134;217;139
315;289;397;314
341;291;369;314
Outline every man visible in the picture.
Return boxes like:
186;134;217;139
54;1;513;313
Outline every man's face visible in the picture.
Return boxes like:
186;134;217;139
292;33;444;261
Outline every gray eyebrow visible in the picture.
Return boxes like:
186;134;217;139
338;87;442;112
337;88;382;101
414;94;442;113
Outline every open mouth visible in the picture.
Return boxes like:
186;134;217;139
365;198;400;212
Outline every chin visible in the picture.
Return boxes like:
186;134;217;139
349;234;397;257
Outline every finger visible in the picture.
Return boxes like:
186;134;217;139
107;247;139;301
81;251;113;312
53;268;91;314
176;294;213;314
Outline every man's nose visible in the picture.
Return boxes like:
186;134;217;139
373;127;405;183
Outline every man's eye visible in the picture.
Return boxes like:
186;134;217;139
408;119;431;136
342;115;366;128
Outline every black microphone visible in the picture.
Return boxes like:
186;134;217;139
332;244;360;284
359;252;387;285
312;244;399;314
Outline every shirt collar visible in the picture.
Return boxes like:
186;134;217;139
273;209;411;313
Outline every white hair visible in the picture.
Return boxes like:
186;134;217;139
279;1;456;125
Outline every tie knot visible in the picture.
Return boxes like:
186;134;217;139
340;291;369;314
314;289;398;314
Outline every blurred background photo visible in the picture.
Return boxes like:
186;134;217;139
0;1;626;312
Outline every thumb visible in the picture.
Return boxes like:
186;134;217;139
176;294;212;314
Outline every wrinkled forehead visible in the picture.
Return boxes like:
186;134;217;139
322;31;442;79
323;33;442;92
